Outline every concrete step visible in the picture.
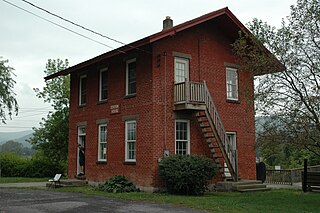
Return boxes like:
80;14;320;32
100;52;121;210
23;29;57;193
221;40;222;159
233;183;267;190
216;180;268;192
237;187;271;192
232;180;263;186
60;179;88;187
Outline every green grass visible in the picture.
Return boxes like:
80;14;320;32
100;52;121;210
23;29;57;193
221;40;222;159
54;186;320;213
0;177;48;183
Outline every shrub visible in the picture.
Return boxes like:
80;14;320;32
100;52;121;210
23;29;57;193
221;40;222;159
158;154;217;195
0;152;66;178
97;176;140;193
23;156;66;178
0;153;28;177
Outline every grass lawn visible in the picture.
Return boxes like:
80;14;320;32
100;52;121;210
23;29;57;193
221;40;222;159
54;186;320;213
0;177;48;183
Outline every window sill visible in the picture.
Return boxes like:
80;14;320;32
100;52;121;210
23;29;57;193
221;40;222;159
78;104;86;108
124;94;136;99
123;161;136;165
97;99;108;105
226;99;240;104
96;161;107;165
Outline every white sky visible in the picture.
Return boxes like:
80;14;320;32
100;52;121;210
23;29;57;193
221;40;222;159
0;0;296;132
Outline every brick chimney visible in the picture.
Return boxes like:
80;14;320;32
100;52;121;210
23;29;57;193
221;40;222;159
163;16;173;30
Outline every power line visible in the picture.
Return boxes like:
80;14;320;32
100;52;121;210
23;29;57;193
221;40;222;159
20;0;150;54
0;126;36;129
13;112;49;119
2;0;116;50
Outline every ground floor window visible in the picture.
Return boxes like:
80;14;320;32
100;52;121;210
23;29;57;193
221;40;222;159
125;120;136;162
98;124;107;161
175;120;190;155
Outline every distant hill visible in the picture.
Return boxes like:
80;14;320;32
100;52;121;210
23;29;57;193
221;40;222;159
0;130;34;147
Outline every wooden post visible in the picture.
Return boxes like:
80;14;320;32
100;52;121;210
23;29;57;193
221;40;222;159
290;170;294;185
302;159;308;192
185;80;190;104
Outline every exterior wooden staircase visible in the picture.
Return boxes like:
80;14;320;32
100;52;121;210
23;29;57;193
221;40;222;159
174;80;238;181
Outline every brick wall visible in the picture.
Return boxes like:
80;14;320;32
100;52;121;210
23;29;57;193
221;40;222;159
68;20;256;187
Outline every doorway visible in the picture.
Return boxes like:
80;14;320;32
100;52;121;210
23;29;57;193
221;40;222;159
77;126;86;175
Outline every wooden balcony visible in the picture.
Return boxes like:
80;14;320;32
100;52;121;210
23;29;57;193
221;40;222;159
174;81;206;111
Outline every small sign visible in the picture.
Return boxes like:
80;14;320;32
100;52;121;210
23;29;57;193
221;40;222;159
110;104;120;114
163;149;169;158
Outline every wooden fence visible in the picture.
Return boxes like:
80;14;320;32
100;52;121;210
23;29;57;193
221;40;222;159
266;165;320;185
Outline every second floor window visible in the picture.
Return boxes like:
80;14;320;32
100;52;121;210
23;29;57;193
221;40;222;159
79;75;87;105
99;68;108;101
126;59;136;95
226;67;238;101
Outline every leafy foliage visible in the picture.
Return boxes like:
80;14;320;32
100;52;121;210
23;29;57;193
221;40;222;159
158;154;217;195
29;59;69;162
0;153;28;177
0;57;18;124
256;118;320;168
233;0;320;158
0;152;66;177
97;176;140;193
0;140;35;156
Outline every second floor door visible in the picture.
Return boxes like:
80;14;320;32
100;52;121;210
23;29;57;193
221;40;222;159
174;57;189;83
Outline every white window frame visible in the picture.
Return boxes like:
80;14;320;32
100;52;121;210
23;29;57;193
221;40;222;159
226;132;237;151
125;120;136;162
98;124;107;161
126;58;137;96
175;120;190;155
99;68;108;101
79;75;87;105
226;67;238;101
174;57;189;83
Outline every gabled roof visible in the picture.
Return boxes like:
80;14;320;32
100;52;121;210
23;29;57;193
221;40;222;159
44;7;255;80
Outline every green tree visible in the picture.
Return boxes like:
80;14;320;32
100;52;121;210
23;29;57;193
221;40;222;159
0;57;18;123
233;0;320;160
0;140;23;155
29;59;69;162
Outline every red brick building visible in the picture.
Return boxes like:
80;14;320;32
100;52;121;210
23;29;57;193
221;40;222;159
46;8;274;190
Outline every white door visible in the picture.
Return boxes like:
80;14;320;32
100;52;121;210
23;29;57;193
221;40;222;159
174;57;189;83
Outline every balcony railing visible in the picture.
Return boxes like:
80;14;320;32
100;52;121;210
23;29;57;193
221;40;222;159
174;81;206;110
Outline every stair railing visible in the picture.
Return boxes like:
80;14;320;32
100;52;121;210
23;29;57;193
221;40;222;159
202;80;238;181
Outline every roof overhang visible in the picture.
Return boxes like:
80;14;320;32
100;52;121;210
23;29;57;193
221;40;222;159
45;7;282;80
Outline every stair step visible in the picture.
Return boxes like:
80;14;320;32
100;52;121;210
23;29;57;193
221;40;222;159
202;128;213;133
197;118;208;123
199;123;210;128
231;180;263;185
233;183;267;190
208;144;219;149
196;111;206;117
204;133;215;138
212;153;224;158
237;188;271;192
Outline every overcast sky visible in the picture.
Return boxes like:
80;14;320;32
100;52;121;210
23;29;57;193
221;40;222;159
0;0;297;132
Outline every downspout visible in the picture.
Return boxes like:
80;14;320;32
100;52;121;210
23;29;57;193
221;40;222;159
163;51;167;152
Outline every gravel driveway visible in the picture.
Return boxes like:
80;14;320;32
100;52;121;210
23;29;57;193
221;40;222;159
0;188;205;213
